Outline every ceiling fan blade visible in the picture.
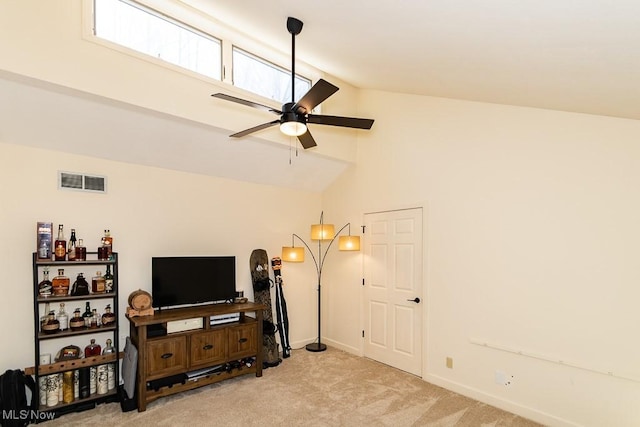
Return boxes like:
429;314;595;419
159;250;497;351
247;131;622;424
230;120;280;138
212;93;281;115
307;114;374;130
297;129;317;149
293;79;339;114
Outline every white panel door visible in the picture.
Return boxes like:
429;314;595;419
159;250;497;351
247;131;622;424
363;208;423;376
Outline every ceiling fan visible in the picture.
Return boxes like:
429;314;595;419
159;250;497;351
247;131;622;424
211;17;374;149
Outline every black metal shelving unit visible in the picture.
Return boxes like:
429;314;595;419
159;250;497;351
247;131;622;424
31;252;120;419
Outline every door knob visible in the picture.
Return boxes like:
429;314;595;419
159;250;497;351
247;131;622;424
407;297;421;303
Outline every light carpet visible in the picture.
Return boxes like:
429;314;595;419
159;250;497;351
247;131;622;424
43;347;543;426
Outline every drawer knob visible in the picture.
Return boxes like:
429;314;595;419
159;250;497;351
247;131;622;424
161;352;173;359
202;344;214;350
238;337;248;343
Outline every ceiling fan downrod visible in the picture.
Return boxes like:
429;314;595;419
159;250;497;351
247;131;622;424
287;17;303;104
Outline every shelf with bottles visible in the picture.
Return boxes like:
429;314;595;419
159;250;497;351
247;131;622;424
39;300;117;339
32;226;120;417
34;338;119;411
36;261;116;300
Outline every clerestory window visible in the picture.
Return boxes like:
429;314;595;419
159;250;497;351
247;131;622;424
232;47;311;105
93;0;312;105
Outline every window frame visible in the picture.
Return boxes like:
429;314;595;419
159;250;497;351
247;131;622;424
86;0;320;108
92;0;223;81
231;45;312;105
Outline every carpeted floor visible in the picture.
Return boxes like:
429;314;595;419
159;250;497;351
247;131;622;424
43;347;543;426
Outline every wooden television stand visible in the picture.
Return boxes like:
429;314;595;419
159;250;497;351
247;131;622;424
127;302;265;411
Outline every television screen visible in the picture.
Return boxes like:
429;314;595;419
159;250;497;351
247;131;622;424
152;256;236;309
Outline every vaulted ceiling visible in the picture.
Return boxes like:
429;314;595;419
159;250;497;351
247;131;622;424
3;1;638;193
182;0;640;121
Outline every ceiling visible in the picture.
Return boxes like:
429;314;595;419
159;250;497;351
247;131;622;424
3;1;639;193
182;0;640;121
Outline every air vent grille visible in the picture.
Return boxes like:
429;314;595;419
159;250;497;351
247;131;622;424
59;172;107;193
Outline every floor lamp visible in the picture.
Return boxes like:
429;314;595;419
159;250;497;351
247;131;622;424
281;212;360;352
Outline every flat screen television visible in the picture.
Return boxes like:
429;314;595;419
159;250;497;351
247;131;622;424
151;256;236;309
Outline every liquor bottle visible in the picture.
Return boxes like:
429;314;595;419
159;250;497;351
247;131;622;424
101;304;116;327
38;268;53;298
52;268;70;296
57;303;69;331
42;311;60;334
67;229;77;261
70;272;90;296
90;367;97;395
103;338;116;355
69;308;85;331
104;265;114;293
96;364;108;395
84;339;101;357
90;309;100;328
98;236;108;260
40;302;50;331
54;224;66;261
103;229;113;260
92;271;105;294
102;338;117;390
73;370;79;399
75;238;86;261
38;239;50;260
83;302;93;327
78;368;90;399
62;371;74;403
45;374;59;407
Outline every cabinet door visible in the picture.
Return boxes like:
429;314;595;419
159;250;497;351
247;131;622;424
190;329;227;368
228;323;257;360
146;336;188;379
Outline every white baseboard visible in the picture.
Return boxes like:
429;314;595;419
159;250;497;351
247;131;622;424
424;373;580;427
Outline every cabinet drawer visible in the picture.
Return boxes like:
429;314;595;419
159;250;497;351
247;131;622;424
146;335;187;379
228;323;257;360
190;329;227;368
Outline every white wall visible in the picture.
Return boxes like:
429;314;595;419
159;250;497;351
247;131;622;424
322;91;640;426
0;142;321;370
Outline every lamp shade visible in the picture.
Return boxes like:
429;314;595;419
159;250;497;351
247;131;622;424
281;246;305;262
310;223;335;240
338;235;360;251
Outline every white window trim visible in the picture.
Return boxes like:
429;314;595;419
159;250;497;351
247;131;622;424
81;0;322;110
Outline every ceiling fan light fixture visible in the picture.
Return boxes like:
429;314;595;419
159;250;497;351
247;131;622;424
280;119;307;136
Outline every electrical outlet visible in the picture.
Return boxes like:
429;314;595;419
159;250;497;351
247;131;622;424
446;357;453;369
495;370;514;386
